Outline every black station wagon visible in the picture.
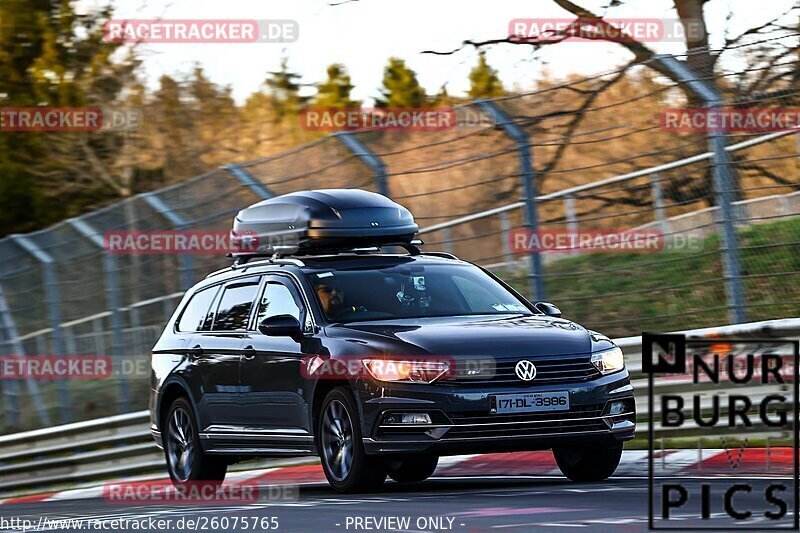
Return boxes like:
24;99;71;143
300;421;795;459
150;190;635;492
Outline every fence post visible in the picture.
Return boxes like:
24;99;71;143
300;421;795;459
9;235;70;424
67;217;130;413
477;99;545;301
224;165;275;200
442;228;454;255
335;132;389;197
0;283;19;429
655;55;747;324
0;282;51;428
498;211;514;267
564;195;578;256
141;193;195;291
650;174;670;236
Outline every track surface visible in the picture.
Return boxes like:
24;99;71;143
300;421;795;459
0;476;794;532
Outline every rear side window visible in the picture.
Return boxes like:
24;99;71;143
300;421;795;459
212;277;261;331
177;286;219;332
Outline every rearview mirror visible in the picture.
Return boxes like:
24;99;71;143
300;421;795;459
258;314;303;338
534;301;562;318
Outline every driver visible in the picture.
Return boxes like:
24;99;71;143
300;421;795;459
314;279;347;317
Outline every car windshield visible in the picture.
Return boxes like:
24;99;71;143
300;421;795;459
307;262;533;322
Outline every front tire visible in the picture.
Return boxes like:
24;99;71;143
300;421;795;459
164;397;227;487
317;387;386;493
387;455;438;483
553;444;623;482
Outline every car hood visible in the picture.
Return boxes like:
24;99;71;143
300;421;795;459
328;314;593;357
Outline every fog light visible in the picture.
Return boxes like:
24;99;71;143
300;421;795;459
384;413;432;425
609;401;626;415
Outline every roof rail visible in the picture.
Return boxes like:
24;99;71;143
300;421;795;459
422;251;459;260
205;258;305;279
340;240;424;256
206;239;427;280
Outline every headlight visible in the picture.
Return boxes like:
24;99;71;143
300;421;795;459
362;358;451;384
591;346;624;375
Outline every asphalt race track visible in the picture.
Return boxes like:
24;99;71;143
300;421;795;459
0;476;795;532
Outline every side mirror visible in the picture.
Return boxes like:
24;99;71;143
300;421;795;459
258;314;303;339
534;301;562;318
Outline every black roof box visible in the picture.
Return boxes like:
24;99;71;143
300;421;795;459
230;189;419;257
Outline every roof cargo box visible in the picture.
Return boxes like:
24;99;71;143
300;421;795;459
230;189;419;257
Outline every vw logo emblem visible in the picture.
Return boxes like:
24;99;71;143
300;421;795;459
515;360;537;381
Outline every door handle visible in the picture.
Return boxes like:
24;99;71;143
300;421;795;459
188;345;203;357
242;345;256;360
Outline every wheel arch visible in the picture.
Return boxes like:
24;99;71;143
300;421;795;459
311;379;355;443
158;379;196;434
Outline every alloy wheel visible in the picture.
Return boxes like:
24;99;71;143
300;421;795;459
166;407;195;482
321;399;354;482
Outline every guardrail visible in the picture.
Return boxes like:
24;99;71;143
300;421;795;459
0;411;158;493
0;317;797;495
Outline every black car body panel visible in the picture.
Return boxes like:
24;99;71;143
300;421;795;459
150;253;635;461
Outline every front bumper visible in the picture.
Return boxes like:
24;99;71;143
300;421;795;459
358;371;635;456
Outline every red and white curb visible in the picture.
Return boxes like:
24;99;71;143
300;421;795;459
0;448;792;506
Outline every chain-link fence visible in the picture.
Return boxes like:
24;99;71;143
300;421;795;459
1;36;798;433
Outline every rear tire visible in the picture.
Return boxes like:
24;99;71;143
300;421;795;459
164;397;227;487
387;455;438;483
317;387;387;493
553;444;623;482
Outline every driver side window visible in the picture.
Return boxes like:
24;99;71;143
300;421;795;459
256;280;303;328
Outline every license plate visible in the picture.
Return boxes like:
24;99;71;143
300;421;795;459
490;391;570;414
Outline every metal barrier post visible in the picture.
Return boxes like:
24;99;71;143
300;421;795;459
0;285;19;429
656;55;747;324
442;228;454;255
477;99;545;301
9;235;70;424
224;165;274;199
565;195;577;256
499;211;513;266
140;193;195;291
0;282;49;429
335;132;389;197
67;217;130;413
650;173;670;235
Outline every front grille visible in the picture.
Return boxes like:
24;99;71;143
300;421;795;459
443;355;601;387
445;404;609;439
